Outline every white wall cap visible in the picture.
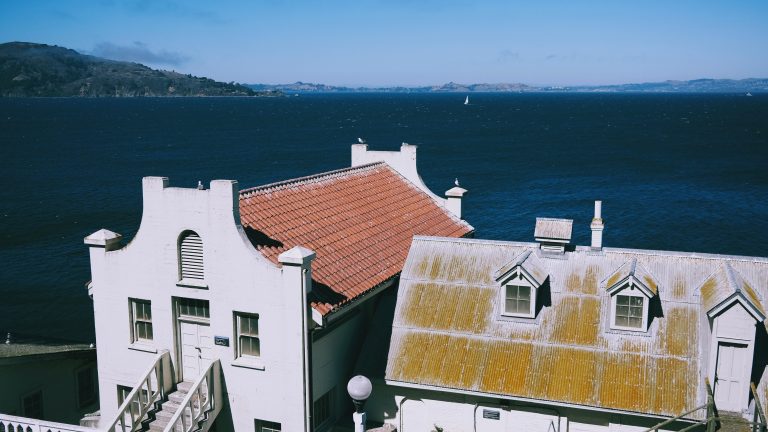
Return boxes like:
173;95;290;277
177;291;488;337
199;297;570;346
278;245;317;265
84;228;122;248
445;186;467;197
142;176;169;190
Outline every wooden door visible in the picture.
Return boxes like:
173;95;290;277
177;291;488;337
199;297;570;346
179;320;213;381
714;342;747;411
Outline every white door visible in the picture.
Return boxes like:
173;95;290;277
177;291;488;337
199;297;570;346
714;342;747;411
180;320;213;381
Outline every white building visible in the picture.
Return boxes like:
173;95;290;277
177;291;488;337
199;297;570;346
366;203;768;431
81;143;472;432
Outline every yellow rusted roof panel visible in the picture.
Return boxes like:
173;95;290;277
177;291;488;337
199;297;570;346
389;237;768;418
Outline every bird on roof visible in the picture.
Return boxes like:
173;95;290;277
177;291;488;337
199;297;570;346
197;181;204;190
455;178;460;187
357;137;366;144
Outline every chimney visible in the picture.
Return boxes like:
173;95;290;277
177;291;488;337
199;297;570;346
445;178;467;219
590;200;604;250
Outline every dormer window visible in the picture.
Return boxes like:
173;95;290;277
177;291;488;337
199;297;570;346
495;250;549;320
505;283;534;317
605;258;658;332
613;292;646;330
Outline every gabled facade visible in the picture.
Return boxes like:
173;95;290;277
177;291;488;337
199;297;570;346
83;143;473;431
374;207;768;432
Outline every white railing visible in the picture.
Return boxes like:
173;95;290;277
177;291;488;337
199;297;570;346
106;350;173;432
163;360;222;432
0;414;94;432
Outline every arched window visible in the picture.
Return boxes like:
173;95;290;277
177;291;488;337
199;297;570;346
179;230;204;281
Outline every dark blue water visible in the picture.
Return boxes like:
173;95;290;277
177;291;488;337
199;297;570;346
1;93;767;342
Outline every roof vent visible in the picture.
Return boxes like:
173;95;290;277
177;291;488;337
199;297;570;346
534;217;573;253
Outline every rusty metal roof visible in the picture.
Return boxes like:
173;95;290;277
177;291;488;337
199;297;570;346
603;258;659;297
386;237;768;418
701;263;766;319
239;163;473;315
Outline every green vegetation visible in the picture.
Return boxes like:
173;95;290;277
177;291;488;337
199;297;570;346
0;42;280;97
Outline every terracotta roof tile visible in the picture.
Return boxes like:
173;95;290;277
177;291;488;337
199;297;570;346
239;163;473;315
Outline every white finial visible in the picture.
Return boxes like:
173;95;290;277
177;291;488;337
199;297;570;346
357;137;366;144
454;178;460;187
197;181;204;190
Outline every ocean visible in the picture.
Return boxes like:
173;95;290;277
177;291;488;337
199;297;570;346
1;93;766;342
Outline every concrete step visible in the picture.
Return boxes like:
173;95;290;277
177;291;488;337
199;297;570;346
717;411;752;432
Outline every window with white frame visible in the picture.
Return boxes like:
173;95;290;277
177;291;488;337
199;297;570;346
236;313;260;358
313;387;335;430
611;293;647;330
130;299;153;342
255;419;281;432
179;230;204;281
504;284;533;317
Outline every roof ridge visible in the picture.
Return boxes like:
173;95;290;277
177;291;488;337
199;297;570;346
411;236;768;264
239;162;385;197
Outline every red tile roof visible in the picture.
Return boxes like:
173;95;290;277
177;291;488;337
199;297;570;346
239;162;474;315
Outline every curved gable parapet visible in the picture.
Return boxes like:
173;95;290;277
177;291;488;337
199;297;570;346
351;142;448;207
105;176;276;269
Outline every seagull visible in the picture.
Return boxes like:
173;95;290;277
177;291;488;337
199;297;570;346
455;178;460;187
197;181;204;190
357;137;366;144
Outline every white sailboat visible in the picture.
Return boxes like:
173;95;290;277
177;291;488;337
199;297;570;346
464;95;470;105
746;92;753;97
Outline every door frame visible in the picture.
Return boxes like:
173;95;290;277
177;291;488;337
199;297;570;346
172;297;212;383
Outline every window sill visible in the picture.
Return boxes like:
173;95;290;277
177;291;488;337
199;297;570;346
231;358;265;371
176;279;208;289
128;343;158;353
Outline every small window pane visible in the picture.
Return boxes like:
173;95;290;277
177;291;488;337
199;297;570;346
615;295;643;329
236;313;260;358
518;286;531;299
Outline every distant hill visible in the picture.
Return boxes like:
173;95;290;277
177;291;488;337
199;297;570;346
0;42;278;97
248;79;768;94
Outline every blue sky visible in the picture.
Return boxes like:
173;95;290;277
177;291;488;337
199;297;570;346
1;0;767;86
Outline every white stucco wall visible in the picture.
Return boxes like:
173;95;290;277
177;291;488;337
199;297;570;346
86;178;314;431
370;384;691;432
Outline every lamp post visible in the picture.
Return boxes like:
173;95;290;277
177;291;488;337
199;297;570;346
347;375;372;432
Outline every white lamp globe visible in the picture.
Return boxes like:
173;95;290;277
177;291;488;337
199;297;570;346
347;375;372;414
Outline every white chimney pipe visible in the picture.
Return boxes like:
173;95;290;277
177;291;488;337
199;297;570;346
590;200;604;250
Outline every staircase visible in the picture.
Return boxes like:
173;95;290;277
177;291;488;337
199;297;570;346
147;381;195;432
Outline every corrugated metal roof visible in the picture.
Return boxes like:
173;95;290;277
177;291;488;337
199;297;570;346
387;237;768;418
701;263;766;318
239;163;474;315
604;258;659;296
534;217;573;241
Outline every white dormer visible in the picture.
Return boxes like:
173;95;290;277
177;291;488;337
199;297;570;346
604;258;659;332
494;250;549;319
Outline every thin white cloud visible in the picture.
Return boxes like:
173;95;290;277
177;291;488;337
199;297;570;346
91;41;190;66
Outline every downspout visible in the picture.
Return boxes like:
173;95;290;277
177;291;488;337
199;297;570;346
302;268;313;432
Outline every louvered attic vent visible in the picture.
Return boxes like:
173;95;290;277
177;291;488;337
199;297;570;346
179;231;204;280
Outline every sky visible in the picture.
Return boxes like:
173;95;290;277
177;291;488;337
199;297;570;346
1;0;767;87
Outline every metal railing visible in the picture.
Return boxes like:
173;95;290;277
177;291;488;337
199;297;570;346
0;414;95;432
642;378;717;432
752;383;767;432
106;350;174;432
162;360;222;432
